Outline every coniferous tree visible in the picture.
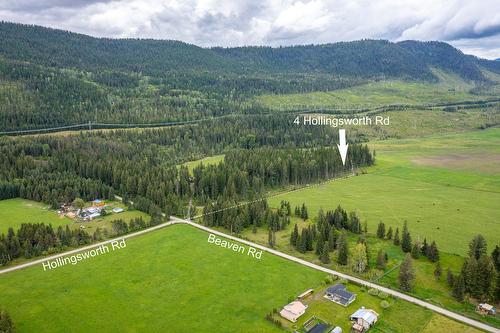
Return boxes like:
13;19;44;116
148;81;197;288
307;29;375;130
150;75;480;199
468;235;487;260
401;221;412;253
411;243;420;259
315;233;325;256
427;241;440;262
452;273;466;302
376;249;387;270
328;228;337;250
376;222;386;239
447;268;455;287
386;226;393;240
492;245;500;302
290;224;299;246
477;255;496;300
421;238;428;256
337;232;349;265
434;262;442;280
398;254;416;291
393;227;400;246
320;241;330;264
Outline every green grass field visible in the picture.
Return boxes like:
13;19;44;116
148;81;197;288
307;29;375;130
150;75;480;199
182;154;225;174
269;128;500;256
0;223;481;332
255;77;498;111
0;198;70;234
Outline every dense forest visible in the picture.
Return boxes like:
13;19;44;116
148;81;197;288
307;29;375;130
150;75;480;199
1;22;500;131
0;115;373;218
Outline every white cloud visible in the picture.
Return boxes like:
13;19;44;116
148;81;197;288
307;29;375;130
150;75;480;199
0;0;499;59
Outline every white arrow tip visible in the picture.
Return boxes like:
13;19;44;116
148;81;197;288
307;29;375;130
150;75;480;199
337;143;348;165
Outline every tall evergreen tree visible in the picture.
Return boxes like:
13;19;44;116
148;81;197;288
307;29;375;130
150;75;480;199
386;226;393;240
398;254;416;291
427;241;440;262
376;222;386;239
452;273;466;302
337;232;349;265
376;249;387;270
401;221;412;253
411;243;420;259
393;227;400;246
434;262;442;280
468;235;487;260
320;241;330;264
290;224;299;246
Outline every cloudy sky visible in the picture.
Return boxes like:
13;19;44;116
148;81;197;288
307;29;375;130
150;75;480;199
1;0;499;59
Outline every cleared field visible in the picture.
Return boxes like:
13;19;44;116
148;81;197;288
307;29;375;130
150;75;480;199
256;79;495;111
269;128;500;255
0;198;70;233
0;224;324;332
0;223;480;333
182;154;225;174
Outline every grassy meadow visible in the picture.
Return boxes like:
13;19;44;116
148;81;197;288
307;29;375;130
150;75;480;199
269;128;500;256
0;198;70;233
255;76;499;111
182;154;225;174
0;223;481;333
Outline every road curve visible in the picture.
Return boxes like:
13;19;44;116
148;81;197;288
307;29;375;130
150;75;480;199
1;217;498;333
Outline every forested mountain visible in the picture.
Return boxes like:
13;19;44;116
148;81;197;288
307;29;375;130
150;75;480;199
1;21;499;132
1;22;498;80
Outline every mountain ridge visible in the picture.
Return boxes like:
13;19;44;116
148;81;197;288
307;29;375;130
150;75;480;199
1;21;499;82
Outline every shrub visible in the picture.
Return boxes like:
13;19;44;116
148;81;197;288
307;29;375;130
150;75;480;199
378;292;389;299
368;288;379;296
380;300;390;309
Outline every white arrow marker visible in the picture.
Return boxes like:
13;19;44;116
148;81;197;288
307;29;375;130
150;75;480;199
337;129;348;166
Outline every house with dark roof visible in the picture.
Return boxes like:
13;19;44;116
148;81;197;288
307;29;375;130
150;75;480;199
324;284;356;306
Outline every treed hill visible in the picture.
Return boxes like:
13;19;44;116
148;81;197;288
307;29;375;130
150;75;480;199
0;21;499;131
1;22;498;80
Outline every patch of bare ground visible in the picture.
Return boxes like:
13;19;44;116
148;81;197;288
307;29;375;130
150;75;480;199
413;153;500;174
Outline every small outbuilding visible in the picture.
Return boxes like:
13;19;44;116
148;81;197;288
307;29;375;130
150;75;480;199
350;307;379;332
297;288;314;300
112;207;125;213
476;303;496;315
279;301;308;323
324;284;356;306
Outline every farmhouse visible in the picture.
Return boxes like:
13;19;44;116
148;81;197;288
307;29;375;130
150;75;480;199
324;284;356;306
78;206;102;221
350;307;379;332
279;301;307;322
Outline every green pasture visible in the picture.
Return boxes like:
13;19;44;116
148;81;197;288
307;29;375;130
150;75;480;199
269;128;500;256
182;154;225;174
256;79;495;111
0;198;69;234
0;224;481;332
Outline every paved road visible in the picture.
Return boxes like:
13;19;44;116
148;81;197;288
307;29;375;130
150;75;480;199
171;217;500;333
2;217;498;333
